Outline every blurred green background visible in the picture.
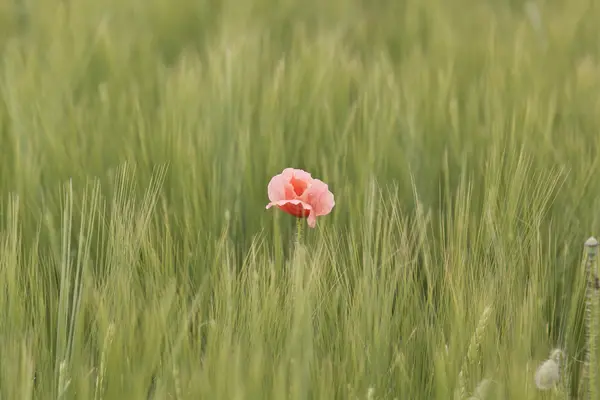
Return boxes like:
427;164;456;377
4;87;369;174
2;0;599;249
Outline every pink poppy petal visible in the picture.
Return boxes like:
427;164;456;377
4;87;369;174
307;211;317;228
266;199;312;218
315;188;335;216
301;179;335;216
267;174;295;202
290;168;312;182
280;168;296;179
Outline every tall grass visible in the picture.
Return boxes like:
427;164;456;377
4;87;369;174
1;0;600;398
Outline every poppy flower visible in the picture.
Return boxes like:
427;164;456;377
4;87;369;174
266;168;335;228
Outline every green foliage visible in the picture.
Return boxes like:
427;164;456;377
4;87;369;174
0;0;599;398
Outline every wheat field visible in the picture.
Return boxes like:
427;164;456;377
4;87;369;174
1;0;600;399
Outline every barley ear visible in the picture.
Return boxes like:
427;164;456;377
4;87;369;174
584;237;599;400
94;323;115;400
456;306;493;399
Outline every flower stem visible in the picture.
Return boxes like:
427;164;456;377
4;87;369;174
296;218;303;247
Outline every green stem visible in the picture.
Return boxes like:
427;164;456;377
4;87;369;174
296;218;303;247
